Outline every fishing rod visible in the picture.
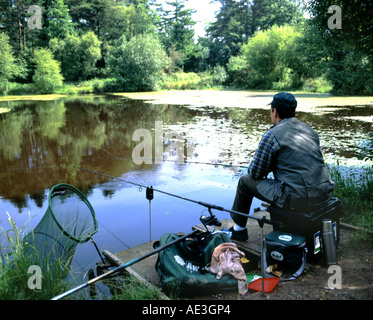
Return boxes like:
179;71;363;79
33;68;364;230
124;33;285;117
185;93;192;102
76;166;282;229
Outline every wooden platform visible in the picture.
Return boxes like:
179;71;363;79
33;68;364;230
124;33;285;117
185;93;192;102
104;211;272;297
109;240;162;288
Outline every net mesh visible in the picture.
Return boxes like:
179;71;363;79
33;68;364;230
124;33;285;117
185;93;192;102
47;184;97;243
23;183;98;272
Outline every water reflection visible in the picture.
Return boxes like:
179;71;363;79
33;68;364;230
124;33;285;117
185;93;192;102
0;96;371;217
0;96;372;285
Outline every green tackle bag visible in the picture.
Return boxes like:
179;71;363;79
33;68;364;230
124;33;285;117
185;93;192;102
263;231;308;281
154;232;238;296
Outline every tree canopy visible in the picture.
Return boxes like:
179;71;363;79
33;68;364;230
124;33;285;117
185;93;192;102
0;0;371;95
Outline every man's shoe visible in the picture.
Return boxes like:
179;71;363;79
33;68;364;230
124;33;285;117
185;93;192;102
223;226;248;241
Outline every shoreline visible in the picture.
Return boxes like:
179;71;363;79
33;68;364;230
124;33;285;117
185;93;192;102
110;89;373;114
1;89;373;114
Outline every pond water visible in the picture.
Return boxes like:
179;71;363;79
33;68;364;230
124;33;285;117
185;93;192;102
0;94;372;295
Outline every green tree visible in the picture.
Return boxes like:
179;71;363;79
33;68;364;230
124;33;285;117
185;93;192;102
66;0;108;37
0;0;38;52
0;32;25;94
306;0;373;95
205;0;251;67
49;31;101;81
66;0;157;41
1;0;75;52
251;0;304;33
157;0;196;70
33;48;63;93
44;0;76;41
205;0;304;67
65;0;158;74
107;34;167;91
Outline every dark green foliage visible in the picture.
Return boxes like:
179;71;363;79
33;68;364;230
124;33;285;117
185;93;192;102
107;34;167;92
307;0;373;95
205;0;303;67
227;25;303;90
49;32;101;81
0;0;371;95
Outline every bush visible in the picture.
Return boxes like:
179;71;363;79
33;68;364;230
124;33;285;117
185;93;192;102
227;25;302;90
159;68;227;90
49;32;102;82
272;67;300;91
226;55;249;88
33;48;64;93
302;76;333;93
6;82;37;95
92;78;119;93
107;34;167;92
160;72;201;90
211;65;228;86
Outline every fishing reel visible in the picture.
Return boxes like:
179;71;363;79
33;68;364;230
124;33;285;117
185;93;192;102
200;208;222;228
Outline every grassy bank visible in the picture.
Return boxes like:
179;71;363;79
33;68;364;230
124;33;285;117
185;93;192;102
0;214;70;299
329;165;373;231
2;79;101;96
1;68;338;99
1;71;225;97
160;70;227;90
0;212;165;300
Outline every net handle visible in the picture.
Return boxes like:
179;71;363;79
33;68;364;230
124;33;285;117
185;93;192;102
48;183;98;243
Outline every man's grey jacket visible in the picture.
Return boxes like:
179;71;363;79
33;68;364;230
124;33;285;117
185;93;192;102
262;117;335;211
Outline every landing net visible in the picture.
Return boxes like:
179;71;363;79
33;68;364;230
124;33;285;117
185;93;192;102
23;183;98;273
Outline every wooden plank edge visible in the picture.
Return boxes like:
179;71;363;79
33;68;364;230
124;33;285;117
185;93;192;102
340;222;373;236
102;249;170;300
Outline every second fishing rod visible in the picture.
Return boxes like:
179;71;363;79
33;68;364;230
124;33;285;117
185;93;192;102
75;166;283;230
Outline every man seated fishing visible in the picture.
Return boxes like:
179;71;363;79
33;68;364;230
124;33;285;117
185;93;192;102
228;92;335;241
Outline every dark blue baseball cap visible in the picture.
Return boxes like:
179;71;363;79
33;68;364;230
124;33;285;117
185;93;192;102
268;92;297;117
